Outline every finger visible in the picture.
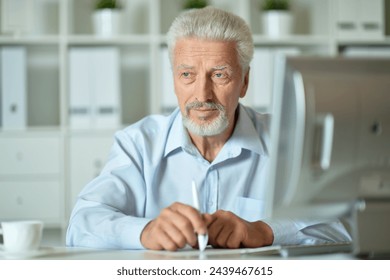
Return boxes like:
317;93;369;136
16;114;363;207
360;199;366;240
160;219;188;249
160;206;197;248
210;221;238;248
165;210;198;247
203;213;216;226
225;231;242;249
215;227;237;248
212;213;243;249
158;229;183;251
207;210;244;248
145;208;191;250
170;202;208;235
141;219;181;251
206;217;224;247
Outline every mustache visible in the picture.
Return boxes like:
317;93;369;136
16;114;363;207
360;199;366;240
185;101;225;112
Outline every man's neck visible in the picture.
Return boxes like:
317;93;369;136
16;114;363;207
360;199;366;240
188;108;239;163
188;129;232;163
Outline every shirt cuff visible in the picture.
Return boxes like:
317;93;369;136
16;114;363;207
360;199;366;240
119;217;152;250
262;218;307;245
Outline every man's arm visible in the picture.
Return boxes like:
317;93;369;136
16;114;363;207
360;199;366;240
66;130;151;249
205;210;351;249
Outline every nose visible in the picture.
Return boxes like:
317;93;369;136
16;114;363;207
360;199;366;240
194;75;213;102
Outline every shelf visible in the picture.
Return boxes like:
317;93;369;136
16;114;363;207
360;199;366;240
66;34;152;45
336;37;390;46
252;35;330;46
0;35;60;45
66;128;120;137
0;127;63;136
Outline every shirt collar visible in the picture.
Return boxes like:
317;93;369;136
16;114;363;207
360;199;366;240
164;108;191;157
164;105;266;158
228;104;266;156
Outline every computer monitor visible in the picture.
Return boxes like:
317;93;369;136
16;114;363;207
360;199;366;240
268;56;390;256
268;56;390;219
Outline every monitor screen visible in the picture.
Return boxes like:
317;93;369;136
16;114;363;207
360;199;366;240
268;56;390;219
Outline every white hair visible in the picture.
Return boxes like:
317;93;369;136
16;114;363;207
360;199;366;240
166;6;254;72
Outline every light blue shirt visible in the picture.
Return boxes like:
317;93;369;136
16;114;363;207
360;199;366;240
66;105;350;249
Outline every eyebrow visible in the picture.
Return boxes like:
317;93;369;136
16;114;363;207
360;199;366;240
176;64;194;71
212;65;229;71
176;64;232;71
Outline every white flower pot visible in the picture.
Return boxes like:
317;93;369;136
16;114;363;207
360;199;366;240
93;9;121;37
262;11;293;37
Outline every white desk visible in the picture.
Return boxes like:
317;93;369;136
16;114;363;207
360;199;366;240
0;246;355;260
3;247;385;280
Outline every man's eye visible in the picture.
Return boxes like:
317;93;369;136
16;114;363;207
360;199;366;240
214;72;227;79
179;71;195;84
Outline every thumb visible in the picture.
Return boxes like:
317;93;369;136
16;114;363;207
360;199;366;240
203;213;216;227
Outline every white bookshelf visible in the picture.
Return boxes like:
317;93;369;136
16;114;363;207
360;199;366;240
0;0;389;239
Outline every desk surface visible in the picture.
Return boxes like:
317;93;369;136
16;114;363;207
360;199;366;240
0;246;355;260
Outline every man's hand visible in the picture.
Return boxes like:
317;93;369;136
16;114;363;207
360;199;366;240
204;210;274;249
140;202;209;251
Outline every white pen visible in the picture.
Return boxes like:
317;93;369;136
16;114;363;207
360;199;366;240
191;180;208;251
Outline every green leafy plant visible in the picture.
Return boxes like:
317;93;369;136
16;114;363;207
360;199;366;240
262;0;290;11
183;0;208;10
95;0;121;10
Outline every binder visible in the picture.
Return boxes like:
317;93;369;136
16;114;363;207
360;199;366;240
161;47;177;113
1;46;27;129
69;48;92;128
69;47;121;129
0;0;34;35
335;0;384;39
91;48;120;129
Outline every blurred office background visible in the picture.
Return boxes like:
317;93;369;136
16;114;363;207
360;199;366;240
1;0;390;245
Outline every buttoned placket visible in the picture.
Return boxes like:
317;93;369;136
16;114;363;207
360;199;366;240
204;165;219;213
182;129;243;214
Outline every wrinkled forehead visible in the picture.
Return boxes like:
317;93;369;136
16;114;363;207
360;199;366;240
173;38;240;66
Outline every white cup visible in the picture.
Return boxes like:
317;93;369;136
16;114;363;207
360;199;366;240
0;220;43;253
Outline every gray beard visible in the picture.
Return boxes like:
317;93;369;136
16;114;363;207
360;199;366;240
182;101;229;136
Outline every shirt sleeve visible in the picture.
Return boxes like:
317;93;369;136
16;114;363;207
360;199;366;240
263;218;352;245
66;201;151;249
66;130;151;250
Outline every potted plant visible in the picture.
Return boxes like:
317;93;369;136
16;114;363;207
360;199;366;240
183;0;208;10
92;0;122;36
261;0;293;37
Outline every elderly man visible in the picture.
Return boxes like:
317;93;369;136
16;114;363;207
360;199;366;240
66;7;350;251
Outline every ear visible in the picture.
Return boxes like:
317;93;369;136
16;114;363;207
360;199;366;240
240;67;250;98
